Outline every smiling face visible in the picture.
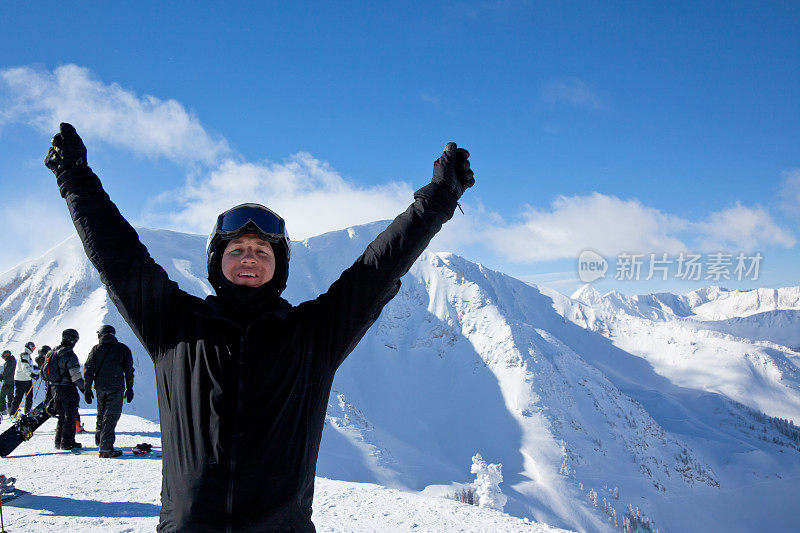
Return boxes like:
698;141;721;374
220;234;276;287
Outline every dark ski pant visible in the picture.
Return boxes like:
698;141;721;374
44;384;53;409
54;385;80;448
0;382;13;412
45;384;77;422
95;388;123;451
10;380;33;415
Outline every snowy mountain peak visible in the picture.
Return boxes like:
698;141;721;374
570;284;602;305
688;286;800;320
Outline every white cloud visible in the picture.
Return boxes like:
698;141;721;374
486;193;690;262
0;64;416;244
483;193;795;263
144;155;414;241
540;77;605;111
0;64;229;164
696;202;795;251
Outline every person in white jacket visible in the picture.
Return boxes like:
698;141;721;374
11;341;38;415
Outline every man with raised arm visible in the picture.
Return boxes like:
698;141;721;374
45;122;474;532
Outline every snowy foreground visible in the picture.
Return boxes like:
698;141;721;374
0;410;566;533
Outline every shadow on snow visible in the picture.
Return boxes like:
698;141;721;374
7;494;160;517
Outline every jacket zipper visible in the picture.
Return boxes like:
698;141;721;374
226;333;248;532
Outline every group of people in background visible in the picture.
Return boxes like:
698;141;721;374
0;325;134;458
0;341;38;417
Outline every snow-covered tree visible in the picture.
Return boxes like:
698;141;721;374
470;453;507;511
588;488;598;507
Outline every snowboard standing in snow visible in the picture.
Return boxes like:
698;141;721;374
0;401;52;457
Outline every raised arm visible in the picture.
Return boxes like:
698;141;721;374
45;123;184;360
306;143;475;368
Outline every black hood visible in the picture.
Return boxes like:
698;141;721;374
99;334;117;344
207;236;289;299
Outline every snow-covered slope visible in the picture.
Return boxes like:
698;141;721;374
2;410;563;533
1;225;799;532
565;285;800;420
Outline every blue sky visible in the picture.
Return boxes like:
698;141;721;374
0;1;797;296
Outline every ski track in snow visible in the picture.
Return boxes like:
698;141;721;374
0;410;565;532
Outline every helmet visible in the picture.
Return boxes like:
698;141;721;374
38;345;51;356
206;203;291;293
97;325;116;337
1;350;10;358
25;341;35;352
61;328;79;345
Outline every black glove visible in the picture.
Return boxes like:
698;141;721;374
431;142;475;200
45;398;57;417
125;389;134;403
84;389;93;404
44;122;87;177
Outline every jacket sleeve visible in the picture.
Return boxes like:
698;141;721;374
303;182;458;369
122;344;135;391
83;346;96;386
64;352;83;385
57;166;186;360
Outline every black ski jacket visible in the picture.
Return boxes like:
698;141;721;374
1;356;15;385
52;345;84;390
84;336;134;393
58;165;457;532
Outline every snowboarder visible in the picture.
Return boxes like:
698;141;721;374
0;351;15;415
49;328;85;450
46;122;474;531
83;324;134;458
35;345;52;407
10;341;38;416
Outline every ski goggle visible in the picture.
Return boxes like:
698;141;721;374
207;204;290;258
